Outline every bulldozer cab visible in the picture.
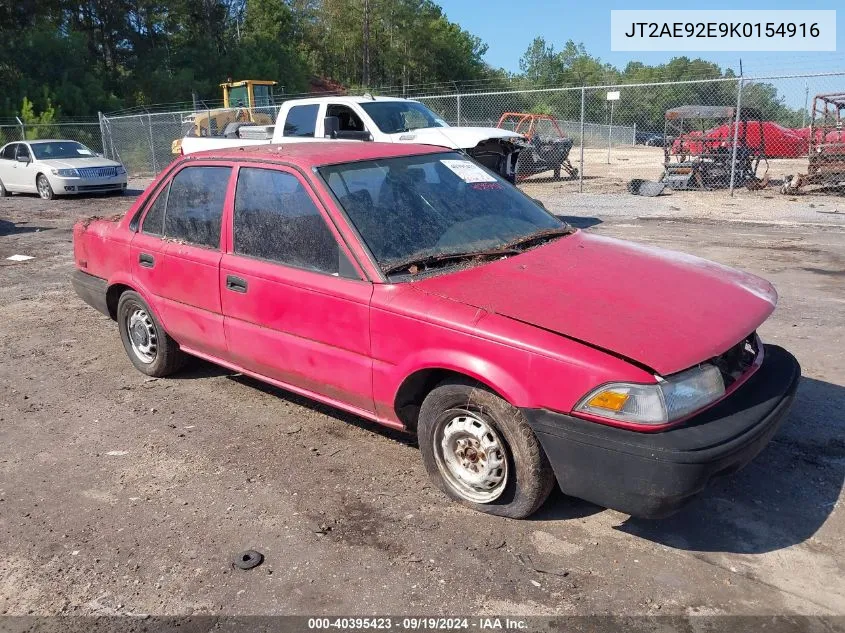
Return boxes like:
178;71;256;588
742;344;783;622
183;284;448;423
221;80;277;109
172;80;278;154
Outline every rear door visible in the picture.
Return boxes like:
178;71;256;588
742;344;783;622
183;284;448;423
152;164;234;356
10;144;35;190
279;103;322;142
221;165;375;412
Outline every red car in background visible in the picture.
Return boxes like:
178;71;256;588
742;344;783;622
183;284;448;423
72;142;800;519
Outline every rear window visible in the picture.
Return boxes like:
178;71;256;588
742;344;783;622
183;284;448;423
163;166;231;248
283;104;319;137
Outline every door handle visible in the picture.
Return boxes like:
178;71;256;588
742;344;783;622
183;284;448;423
226;275;248;293
138;253;155;268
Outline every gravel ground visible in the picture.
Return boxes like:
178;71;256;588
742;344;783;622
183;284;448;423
0;183;843;618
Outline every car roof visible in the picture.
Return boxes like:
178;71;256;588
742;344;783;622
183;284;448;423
187;141;449;168
283;95;420;106
21;139;84;144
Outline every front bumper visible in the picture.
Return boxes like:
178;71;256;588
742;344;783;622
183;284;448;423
523;344;801;518
51;174;127;195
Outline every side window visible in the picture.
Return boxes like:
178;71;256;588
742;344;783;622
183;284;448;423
1;144;16;160
164;166;231;248
326;104;365;132
234;168;350;276
16;145;31;161
141;185;168;236
283;104;319;137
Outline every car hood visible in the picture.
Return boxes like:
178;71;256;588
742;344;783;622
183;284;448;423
37;156;122;169
410;231;777;376
391;126;522;150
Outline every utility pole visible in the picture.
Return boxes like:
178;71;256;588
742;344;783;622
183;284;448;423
362;0;371;87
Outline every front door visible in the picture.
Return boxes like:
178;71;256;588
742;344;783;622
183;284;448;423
220;165;375;412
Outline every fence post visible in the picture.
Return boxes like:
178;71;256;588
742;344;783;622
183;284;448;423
632;122;637;145
16;116;25;141
147;114;158;174
728;77;744;197
456;94;461;126
579;87;585;193
97;112;108;158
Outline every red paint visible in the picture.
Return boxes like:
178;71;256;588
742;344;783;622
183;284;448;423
73;143;780;433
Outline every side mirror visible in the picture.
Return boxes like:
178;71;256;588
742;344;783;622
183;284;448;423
323;116;340;139
16;154;29;163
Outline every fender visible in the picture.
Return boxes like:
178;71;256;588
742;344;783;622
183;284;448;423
383;347;534;409
106;271;169;331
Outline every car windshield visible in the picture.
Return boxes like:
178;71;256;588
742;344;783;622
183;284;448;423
320;152;568;277
359;101;447;133
30;141;96;160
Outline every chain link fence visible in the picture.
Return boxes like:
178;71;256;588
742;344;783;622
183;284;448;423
93;71;845;201
0;121;104;152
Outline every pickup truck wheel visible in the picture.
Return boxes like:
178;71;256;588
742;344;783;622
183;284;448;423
418;379;555;518
117;291;185;377
36;175;54;200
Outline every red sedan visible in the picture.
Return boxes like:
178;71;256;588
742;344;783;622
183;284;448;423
72;142;800;519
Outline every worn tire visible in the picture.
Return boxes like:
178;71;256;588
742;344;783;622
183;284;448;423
116;290;185;377
418;378;556;519
36;174;54;200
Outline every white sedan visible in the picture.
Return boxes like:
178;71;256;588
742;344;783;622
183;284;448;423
0;139;128;200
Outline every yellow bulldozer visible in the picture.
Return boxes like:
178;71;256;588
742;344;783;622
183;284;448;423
171;79;277;154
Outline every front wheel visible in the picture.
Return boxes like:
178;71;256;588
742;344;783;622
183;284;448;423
36;174;54;200
117;291;185;377
418;379;555;518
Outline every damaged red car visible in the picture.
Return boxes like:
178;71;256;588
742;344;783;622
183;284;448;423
72;143;800;519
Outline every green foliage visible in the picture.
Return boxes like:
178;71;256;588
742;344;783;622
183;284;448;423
20;96;58;139
0;0;804;133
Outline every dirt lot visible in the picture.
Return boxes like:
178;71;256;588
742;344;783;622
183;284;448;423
524;146;845;226
1;183;844;618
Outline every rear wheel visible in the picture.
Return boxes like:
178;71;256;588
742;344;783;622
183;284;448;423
36;175;54;200
0;178;8;197
117;291;185;377
418;379;555;518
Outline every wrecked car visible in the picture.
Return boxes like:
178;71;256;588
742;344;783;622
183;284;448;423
72;142;800;519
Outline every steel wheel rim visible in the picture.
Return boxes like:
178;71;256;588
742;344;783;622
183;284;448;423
37;178;50;199
433;410;509;503
127;308;157;363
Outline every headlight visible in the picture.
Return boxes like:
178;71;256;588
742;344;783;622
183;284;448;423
116;165;126;175
51;168;79;178
575;364;725;425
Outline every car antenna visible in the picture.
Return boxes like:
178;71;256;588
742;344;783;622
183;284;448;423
363;92;375;100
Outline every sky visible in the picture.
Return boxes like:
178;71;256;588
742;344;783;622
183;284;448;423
437;0;844;78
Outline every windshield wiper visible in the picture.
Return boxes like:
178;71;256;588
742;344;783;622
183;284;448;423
498;226;573;251
382;248;520;276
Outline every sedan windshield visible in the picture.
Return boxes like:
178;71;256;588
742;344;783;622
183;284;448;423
359;101;447;134
320;152;568;277
31;141;96;160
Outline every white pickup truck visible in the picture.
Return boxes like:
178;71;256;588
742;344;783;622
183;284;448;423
180;95;525;181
